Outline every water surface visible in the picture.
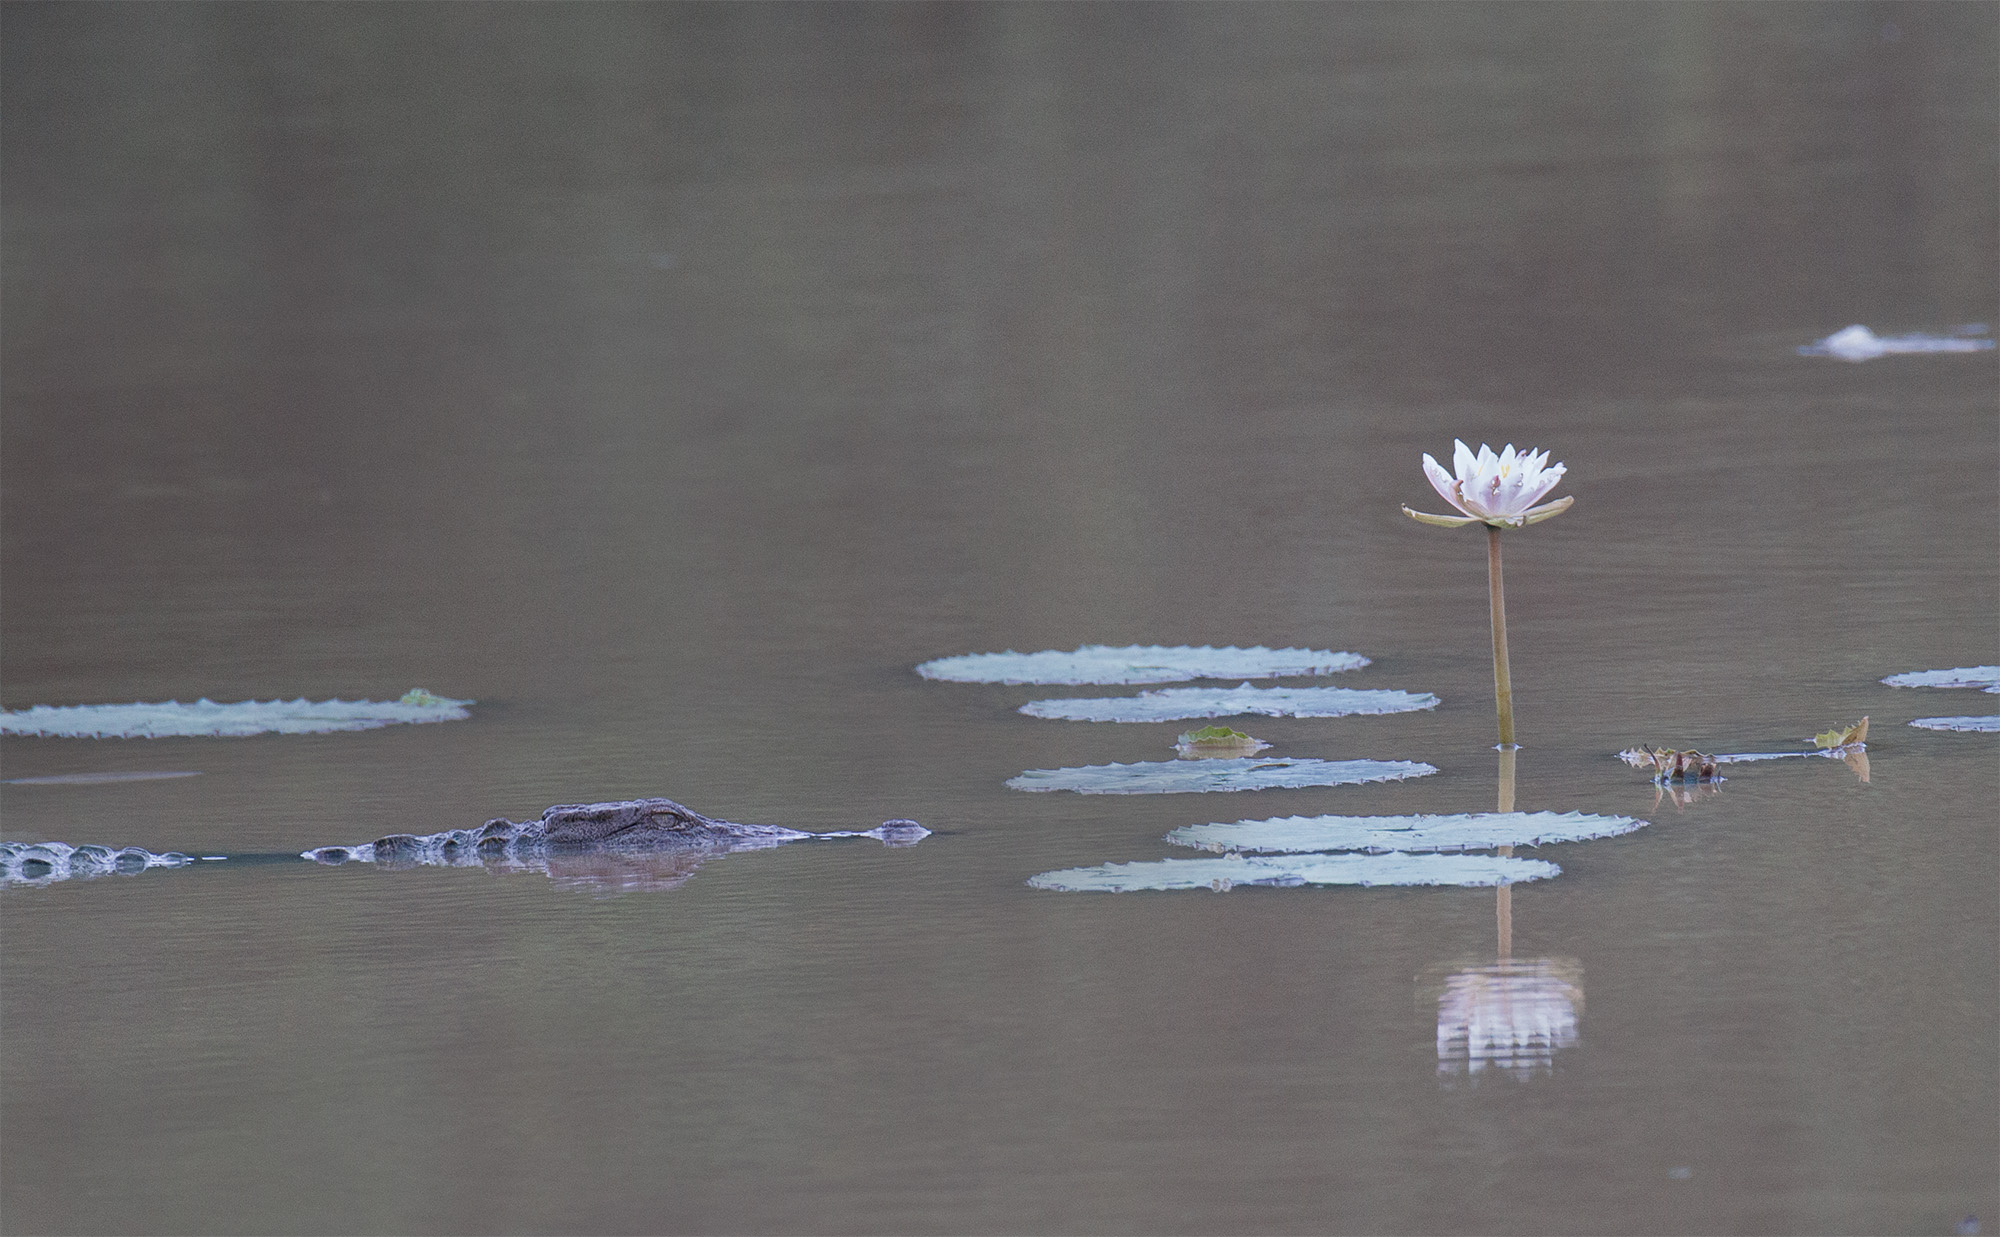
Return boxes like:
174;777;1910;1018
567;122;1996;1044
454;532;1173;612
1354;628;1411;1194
4;5;1995;1233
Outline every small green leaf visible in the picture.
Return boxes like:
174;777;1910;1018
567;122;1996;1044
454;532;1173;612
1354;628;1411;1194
1812;717;1869;749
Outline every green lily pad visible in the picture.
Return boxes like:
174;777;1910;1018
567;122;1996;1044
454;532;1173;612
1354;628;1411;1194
1027;852;1559;892
1909;716;2000;733
1882;666;2000;692
1020;684;1438;723
1006;757;1436;794
0;693;473;738
1167;810;1645;854
915;645;1368;685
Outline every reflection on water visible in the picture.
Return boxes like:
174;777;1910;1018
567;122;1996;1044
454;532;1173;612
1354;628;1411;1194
4;2;1994;1230
1429;747;1587;1081
1435;957;1586;1081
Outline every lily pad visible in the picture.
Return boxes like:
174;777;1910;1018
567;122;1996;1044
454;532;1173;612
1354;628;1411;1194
1006;757;1436;794
1026;852;1559;892
1;841;197;887
1909;716;2000;733
1175;726;1271;758
0;692;473;738
915;645;1368;685
1882;666;2000;692
1020;684;1439;723
1165;810;1645;854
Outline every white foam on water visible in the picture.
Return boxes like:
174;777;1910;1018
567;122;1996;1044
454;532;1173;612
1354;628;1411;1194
1799;324;1995;362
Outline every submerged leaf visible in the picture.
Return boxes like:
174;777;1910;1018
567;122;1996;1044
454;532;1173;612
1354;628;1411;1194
0;694;473;738
1813;718;1869;749
1006;757;1436;794
1021;684;1438;723
1909;716;2000;733
1166;811;1646;855
3;771;201;785
915;644;1369;685
1027;852;1559;892
1882;666;2000;692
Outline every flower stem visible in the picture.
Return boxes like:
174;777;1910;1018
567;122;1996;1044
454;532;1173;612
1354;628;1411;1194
1487;525;1516;748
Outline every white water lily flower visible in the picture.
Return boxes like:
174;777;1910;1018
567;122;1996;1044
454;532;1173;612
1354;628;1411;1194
1404;439;1573;529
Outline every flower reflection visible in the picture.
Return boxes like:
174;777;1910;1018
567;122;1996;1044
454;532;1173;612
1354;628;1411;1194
1426;747;1585;1081
1436;957;1584;1079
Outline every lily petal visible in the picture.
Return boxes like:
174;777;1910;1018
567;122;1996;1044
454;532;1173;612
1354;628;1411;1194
1422;454;1476;517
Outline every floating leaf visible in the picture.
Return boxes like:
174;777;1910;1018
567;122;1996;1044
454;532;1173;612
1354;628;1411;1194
1812;718;1869;749
1026;852;1559;892
1165;811;1646;855
0;693;473;738
3;771;201;785
1006;757;1436;794
1;841;198;887
914;645;1368;685
1909;716;2000;733
1021;684;1439;723
1174;726;1270;758
1882;667;2000;692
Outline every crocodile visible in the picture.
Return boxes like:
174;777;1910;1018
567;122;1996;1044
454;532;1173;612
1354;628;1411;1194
2;798;929;891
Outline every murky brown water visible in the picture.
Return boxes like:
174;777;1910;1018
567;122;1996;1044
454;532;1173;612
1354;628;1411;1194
4;5;1995;1233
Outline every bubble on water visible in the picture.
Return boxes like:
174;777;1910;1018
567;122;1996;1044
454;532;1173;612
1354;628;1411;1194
916;644;1370;685
1007;757;1437;794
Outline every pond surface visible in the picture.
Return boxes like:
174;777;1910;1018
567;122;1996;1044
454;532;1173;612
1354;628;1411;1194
3;5;1994;1233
